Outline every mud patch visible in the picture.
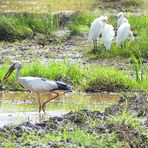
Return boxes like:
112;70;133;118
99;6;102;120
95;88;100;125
0;93;147;147
105;93;148;126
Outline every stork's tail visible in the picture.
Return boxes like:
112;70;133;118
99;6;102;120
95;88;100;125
56;81;72;92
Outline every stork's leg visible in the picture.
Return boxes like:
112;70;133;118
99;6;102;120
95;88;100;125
37;93;42;113
42;91;60;113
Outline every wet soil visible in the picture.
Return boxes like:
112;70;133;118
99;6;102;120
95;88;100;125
1;29;148;74
105;92;148;126
0;29;88;65
0;93;147;147
97;0;144;12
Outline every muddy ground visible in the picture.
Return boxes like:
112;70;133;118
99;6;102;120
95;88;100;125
0;29;148;73
0;93;147;147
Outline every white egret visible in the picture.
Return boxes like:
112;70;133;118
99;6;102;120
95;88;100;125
116;22;134;46
3;61;72;113
102;23;115;50
117;12;128;27
88;16;108;50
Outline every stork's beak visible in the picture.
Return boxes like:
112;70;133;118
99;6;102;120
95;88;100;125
3;64;15;80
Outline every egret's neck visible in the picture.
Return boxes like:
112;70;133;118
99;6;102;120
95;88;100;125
120;16;124;20
103;21;106;28
16;68;21;80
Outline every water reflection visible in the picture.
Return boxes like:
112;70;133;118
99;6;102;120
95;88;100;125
0;91;118;112
0;91;118;127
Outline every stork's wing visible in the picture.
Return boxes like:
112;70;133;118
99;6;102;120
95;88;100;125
56;81;72;92
18;77;58;92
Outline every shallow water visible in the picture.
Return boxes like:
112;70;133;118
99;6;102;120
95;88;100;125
0;91;118;127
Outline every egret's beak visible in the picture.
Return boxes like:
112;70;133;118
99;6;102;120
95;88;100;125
3;64;15;80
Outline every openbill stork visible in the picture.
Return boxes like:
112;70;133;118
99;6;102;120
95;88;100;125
3;61;72;113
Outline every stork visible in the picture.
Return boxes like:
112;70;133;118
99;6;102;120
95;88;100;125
3;61;72;113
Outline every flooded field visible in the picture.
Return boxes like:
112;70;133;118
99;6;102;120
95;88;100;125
0;92;118;127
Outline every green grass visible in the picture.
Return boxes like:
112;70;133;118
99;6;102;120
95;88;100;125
1;61;148;92
68;12;95;35
0;13;58;41
0;127;122;147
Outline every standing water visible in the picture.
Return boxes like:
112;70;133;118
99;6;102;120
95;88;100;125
0;91;118;127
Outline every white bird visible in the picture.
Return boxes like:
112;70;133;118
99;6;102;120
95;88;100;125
116;22;134;46
3;61;72;113
117;12;128;27
102;23;115;50
88;15;108;50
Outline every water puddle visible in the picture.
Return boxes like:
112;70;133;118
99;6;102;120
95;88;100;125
0;91;118;127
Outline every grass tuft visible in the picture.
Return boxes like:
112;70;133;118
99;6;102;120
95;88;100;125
1;61;148;92
0;13;58;41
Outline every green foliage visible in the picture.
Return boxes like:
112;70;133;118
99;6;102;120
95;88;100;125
130;49;143;81
68;12;95;35
70;12;95;27
107;113;140;128
1;61;148;92
68;23;82;35
1;128;122;147
0;13;58;41
84;65;141;91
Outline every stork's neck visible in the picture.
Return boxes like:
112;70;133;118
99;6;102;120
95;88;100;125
16;68;21;80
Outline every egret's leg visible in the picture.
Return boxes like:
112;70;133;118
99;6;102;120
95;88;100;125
93;40;97;50
37;93;42;113
42;91;60;113
93;40;95;49
95;40;98;50
93;40;98;54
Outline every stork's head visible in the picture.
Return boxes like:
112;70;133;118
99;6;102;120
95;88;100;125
3;61;22;80
117;12;124;18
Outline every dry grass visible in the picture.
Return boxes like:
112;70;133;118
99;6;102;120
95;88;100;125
0;0;96;13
